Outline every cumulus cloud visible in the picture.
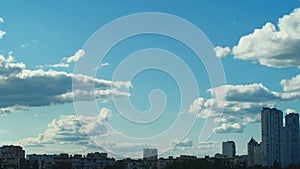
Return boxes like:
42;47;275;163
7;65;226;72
0;18;5;39
210;83;282;102
167;141;219;157
0;30;6;39
97;108;112;122
39;49;86;69
192;83;299;133
0;54;132;113
189;98;205;113
214;46;231;58
232;8;300;68
280;74;300;92
40;49;110;71
173;138;193;147
63;49;85;63
18;108;111;149
213;123;244;133
21;127;150;157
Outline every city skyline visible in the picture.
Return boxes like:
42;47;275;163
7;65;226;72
1;106;300;168
0;0;300;159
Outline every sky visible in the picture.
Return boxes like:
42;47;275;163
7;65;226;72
0;0;300;159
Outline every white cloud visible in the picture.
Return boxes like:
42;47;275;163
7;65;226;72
191;82;300;133
97;108;112;122
210;83;282;102
0;30;6;39
20;40;38;48
0;105;28;114
232;8;300;68
18;108;112;151
167;141;219;157
280;74;300;92
38;63;69;68
189;98;205;113
286;108;297;114
0;18;4;39
173;138;193;147
213;123;244;133
100;62;110;68
41;49;96;69
214;46;231;58
63;49;85;63
92;62;110;72
0;55;132;113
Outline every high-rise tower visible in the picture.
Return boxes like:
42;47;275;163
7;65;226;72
285;113;300;166
261;107;283;167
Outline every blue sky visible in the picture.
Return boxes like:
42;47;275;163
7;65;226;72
0;0;300;158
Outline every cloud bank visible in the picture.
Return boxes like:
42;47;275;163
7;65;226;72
192;83;299;133
0;54;131;114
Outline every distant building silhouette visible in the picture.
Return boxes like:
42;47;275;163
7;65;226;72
247;137;261;167
222;140;236;158
143;148;158;161
27;152;115;169
0;145;26;169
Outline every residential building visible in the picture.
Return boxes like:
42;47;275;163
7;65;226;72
222;141;236;158
158;156;174;169
26;154;54;169
247;137;261;167
284;113;300;166
52;153;71;169
261;107;283;167
0;145;26;169
143;148;158;161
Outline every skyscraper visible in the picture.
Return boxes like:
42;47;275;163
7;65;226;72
261;107;283;167
247;137;261;167
222;140;236;158
284;113;300;166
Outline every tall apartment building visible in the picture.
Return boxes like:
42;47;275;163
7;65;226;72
284;113;300;166
261;107;283;167
222;141;236;158
247;137;261;167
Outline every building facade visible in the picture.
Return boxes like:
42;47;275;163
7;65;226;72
0;145;26;169
284;113;300;166
222;141;236;158
143;148;158;161
247;137;261;167
261;107;283;167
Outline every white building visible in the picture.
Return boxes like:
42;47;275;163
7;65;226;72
222;141;236;158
